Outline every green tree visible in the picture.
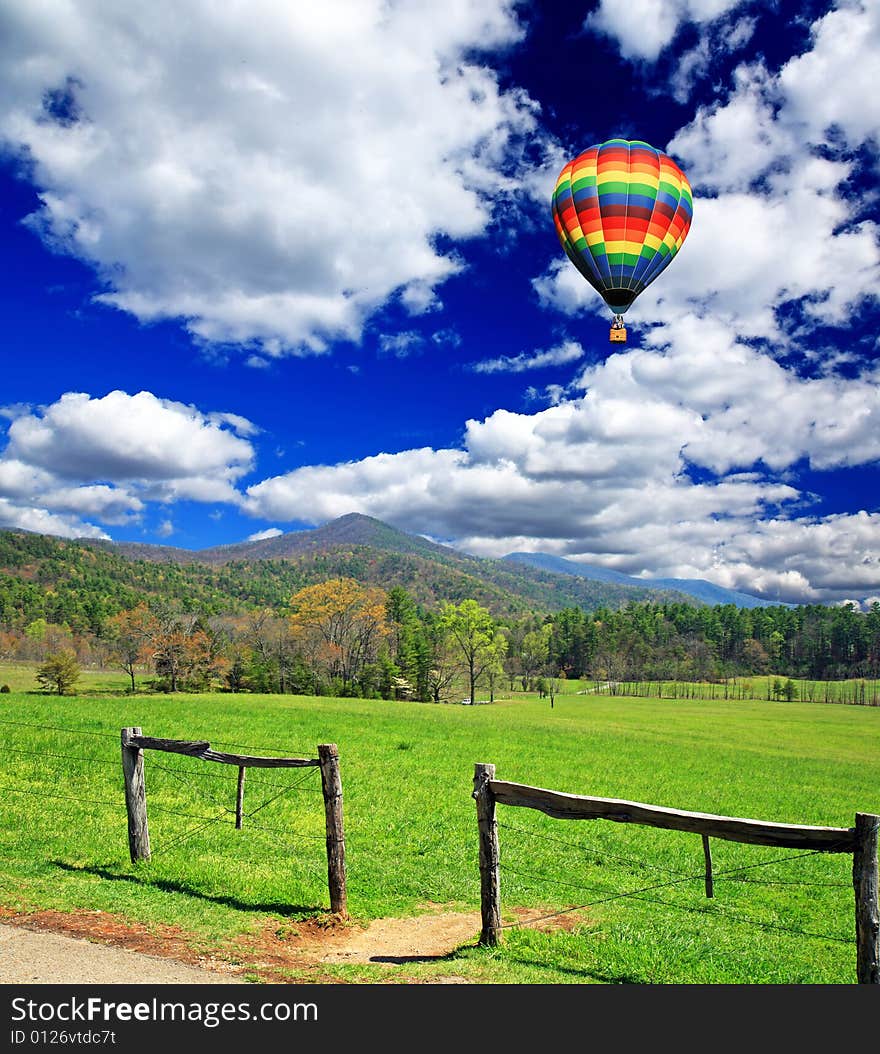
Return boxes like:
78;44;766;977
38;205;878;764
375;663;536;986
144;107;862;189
36;650;81;695
545;668;564;709
519;626;550;690
440;600;506;705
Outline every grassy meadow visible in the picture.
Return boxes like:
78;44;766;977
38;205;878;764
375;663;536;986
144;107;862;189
0;676;878;984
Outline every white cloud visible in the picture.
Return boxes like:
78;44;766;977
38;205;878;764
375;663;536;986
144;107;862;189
469;340;585;374
5;390;254;488
0;497;109;540
379;331;425;359
0;389;257;536
246;527;283;541
585;0;742;62
243;320;880;604
0;0;543;356
779;0;880;147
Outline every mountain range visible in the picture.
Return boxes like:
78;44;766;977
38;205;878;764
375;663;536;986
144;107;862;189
0;514;783;624
100;512;778;610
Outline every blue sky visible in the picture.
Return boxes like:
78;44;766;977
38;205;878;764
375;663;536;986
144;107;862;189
1;0;879;606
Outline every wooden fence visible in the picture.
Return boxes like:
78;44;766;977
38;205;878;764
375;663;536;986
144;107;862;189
472;763;879;984
121;727;346;916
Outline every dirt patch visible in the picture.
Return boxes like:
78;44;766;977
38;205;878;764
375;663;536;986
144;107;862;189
0;904;588;984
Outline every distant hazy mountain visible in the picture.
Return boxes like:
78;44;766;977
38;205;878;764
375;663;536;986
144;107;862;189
503;551;785;609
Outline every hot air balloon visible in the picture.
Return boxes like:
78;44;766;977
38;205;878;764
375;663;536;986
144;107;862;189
551;138;693;343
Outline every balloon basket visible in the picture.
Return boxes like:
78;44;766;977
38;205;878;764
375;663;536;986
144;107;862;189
609;325;627;343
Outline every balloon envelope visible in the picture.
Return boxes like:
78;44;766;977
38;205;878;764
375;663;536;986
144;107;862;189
552;139;693;314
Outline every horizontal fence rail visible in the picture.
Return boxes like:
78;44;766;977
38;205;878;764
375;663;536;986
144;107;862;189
488;780;856;852
473;763;878;984
129;734;322;769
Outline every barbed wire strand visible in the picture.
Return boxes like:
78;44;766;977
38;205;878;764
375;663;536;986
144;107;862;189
149;761;300;816
500;862;852;943
498;818;851;886
244;767;319;819
0;716;316;757
148;758;304;791
0;719;117;738
2;784;123;810
497;818;692;877
498;841;853;943
503;861;852;944
2;745;117;768
150;766;318;856
0;721;317;776
1;779;323;847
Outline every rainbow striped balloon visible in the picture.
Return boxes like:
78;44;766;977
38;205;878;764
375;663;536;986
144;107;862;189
552;138;693;315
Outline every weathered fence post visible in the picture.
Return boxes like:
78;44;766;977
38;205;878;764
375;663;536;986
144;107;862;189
702;834;714;898
318;743;347;917
121;726;150;863
235;766;246;829
473;762;501;946
853;812;879;984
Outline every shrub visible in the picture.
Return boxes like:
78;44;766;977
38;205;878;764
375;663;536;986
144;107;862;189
0;684;10;693
36;651;81;696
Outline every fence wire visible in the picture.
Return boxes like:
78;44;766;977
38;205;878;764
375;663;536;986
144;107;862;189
495;817;854;945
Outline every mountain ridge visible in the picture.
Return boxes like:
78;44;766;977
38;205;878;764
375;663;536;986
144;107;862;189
1;514;781;617
503;551;785;609
94;513;701;614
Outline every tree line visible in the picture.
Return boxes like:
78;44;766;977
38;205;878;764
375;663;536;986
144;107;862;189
5;575;879;698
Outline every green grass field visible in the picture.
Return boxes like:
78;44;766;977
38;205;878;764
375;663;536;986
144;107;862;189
1;681;878;984
0;660;133;695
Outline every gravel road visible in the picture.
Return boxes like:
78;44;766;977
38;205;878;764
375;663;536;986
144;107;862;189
0;923;244;985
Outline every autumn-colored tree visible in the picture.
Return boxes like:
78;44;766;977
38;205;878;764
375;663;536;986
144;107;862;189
0;630;19;660
105;603;156;692
184;620;230;691
136;606;223;692
148;611;195;692
289;578;389;692
22;619;75;662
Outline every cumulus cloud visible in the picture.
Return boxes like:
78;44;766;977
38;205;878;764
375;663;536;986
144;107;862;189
243;320;880;604
585;0;743;62
5;391;254;497
0;497;109;540
0;389;256;537
469;340;585;374
0;0;544;356
779;0;880;147
246;527;283;541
